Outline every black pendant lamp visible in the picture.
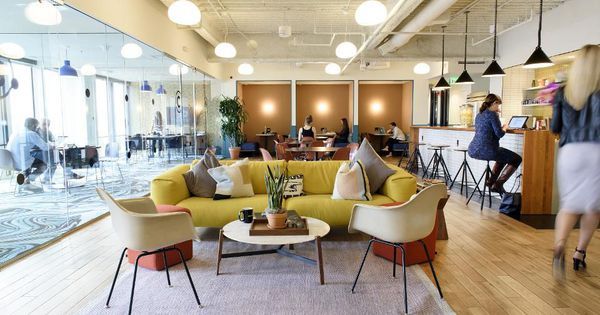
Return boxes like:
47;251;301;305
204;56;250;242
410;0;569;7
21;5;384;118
523;0;553;68
455;11;474;84
432;26;450;91
482;0;505;77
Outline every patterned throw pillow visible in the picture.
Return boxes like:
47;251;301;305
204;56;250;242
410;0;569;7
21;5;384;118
332;160;372;201
182;150;220;198
208;158;254;200
284;174;304;199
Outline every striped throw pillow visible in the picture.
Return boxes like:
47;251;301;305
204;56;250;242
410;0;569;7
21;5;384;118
331;160;372;201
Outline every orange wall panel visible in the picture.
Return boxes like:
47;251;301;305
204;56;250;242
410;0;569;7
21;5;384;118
358;83;409;135
240;84;291;142
296;84;351;134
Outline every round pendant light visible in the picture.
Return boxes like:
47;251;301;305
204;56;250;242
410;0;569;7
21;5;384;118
413;62;431;75
59;60;78;77
482;0;505;77
215;42;237;58
80;64;96;76
169;63;189;76
156;84;167;95
335;41;357;59
238;63;254;75
0;42;25;59
355;1;387;26
325;63;341;75
121;43;143;59
168;0;201;26
523;0;553;69
454;11;474;85
25;1;62;26
140;80;152;93
432;26;450;91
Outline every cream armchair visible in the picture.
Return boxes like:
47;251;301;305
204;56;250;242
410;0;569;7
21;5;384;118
348;184;446;314
96;188;201;314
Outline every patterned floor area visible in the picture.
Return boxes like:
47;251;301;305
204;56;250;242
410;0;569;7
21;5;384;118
0;158;185;266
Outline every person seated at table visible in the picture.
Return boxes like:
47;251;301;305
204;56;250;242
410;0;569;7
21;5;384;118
468;94;522;194
334;118;350;145
37;118;83;179
150;111;164;154
382;122;406;157
7;118;56;184
298;114;316;142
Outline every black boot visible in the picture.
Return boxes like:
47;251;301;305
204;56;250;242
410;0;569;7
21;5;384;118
486;162;505;187
491;165;518;194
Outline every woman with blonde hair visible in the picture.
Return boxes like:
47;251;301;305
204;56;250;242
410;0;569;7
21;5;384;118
298;114;316;141
551;44;600;281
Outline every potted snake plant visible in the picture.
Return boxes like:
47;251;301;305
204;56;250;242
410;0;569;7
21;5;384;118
218;96;248;159
264;165;287;229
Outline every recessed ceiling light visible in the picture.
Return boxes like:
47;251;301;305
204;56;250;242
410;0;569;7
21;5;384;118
25;0;62;26
121;43;142;59
168;0;201;26
325;63;341;75
238;63;254;75
0;42;25;59
413;62;430;75
355;1;387;26
215;42;237;58
335;41;357;59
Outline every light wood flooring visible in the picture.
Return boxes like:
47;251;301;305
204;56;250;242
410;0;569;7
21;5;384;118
0;191;598;314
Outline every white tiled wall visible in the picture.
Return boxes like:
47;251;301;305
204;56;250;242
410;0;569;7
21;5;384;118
419;129;523;194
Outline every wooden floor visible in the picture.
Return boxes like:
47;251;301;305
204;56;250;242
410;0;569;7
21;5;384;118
0;191;598;314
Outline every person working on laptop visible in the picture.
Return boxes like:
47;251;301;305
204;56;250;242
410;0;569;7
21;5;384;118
7;117;55;184
37;118;83;179
382;122;406;157
468;94;522;194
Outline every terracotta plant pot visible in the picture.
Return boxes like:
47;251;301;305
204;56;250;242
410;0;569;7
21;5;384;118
266;211;287;229
229;147;241;159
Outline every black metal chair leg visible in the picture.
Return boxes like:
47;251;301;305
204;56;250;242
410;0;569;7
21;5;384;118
163;249;172;287
393;246;397;278
129;254;143;315
174;248;202;308
351;239;373;293
106;248;127;308
467;168;486;205
449;162;465;190
399;245;408;314
465;162;483;196
419;240;443;299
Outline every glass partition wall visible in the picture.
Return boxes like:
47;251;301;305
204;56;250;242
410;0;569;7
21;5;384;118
0;3;212;266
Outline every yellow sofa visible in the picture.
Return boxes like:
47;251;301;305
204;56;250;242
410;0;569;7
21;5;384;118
151;160;416;228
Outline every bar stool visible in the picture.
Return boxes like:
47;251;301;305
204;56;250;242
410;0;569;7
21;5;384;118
450;147;482;198
403;142;427;177
466;160;493;211
424;145;452;184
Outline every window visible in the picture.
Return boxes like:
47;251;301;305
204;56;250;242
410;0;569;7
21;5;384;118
112;81;126;138
42;70;62;139
8;63;34;134
95;78;109;142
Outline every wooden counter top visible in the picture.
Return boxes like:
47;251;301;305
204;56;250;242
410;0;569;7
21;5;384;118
411;125;530;134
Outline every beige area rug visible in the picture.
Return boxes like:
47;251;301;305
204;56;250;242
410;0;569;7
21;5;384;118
80;241;454;314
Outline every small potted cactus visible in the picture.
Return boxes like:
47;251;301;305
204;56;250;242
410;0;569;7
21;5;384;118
264;165;287;229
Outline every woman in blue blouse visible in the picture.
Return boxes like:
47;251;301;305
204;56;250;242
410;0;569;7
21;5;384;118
468;94;522;194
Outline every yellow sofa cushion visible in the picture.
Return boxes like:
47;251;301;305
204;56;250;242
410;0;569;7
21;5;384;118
286;160;344;194
220;160;286;194
380;164;417;202
284;194;394;228
177;195;268;227
150;164;190;205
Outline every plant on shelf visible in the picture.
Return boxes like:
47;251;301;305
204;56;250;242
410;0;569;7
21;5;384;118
264;165;287;229
218;96;248;159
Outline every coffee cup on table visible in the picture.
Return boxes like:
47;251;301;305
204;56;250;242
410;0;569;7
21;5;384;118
238;207;254;223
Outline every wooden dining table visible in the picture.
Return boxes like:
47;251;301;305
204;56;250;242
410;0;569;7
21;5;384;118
286;146;341;161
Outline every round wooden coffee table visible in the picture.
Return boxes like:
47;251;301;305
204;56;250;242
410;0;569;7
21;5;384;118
217;217;330;284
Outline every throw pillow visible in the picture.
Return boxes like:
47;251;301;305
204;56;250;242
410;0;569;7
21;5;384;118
208;158;254;200
332;160;372;201
182;149;221;197
352;138;394;193
284;174;304;199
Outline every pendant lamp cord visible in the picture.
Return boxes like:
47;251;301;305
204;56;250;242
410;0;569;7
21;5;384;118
493;0;498;59
537;0;543;47
440;26;446;75
463;12;469;71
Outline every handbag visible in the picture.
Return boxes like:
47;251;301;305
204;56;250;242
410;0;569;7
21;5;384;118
499;174;522;219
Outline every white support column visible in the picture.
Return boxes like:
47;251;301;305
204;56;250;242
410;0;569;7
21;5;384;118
352;80;359;141
291;79;297;137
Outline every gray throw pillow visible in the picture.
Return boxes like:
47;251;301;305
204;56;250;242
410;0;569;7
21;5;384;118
183;150;221;197
352;138;395;193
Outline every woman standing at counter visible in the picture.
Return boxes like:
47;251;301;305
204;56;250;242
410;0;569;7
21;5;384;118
468;94;522;193
551;44;600;281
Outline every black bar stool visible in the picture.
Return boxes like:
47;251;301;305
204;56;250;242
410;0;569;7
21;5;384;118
404;142;428;177
466;160;493;211
450;147;482;198
424;145;452;184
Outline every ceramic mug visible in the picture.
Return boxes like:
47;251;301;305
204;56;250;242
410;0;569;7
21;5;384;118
238;207;254;223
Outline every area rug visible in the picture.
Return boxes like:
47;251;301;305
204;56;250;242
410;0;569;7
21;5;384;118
80;241;454;314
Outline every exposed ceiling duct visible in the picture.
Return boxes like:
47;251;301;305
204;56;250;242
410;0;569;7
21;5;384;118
377;0;459;55
365;0;424;50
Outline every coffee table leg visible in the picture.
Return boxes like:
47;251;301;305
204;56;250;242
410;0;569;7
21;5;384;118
315;236;324;285
217;229;224;275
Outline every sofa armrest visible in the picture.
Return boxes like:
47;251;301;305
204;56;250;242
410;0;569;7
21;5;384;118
380;164;417;202
151;164;191;205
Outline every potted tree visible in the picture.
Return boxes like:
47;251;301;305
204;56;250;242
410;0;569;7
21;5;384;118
218;96;248;159
264;165;287;229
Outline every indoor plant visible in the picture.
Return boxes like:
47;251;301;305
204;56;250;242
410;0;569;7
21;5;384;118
264;165;287;229
218;96;248;159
